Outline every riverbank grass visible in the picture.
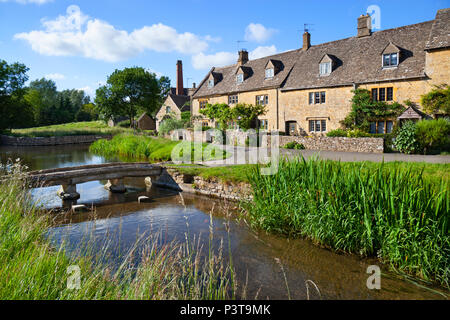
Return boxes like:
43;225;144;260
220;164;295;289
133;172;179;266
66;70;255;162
7;121;130;137
244;158;449;288
0;163;236;299
90;134;229;162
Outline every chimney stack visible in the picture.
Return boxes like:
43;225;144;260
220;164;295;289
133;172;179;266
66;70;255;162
357;14;372;38
176;60;184;96
302;31;311;51
192;82;196;89
238;50;249;66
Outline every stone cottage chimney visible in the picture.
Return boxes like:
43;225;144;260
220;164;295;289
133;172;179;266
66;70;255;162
302;31;311;51
357;14;372;38
176;60;184;96
238;50;249;65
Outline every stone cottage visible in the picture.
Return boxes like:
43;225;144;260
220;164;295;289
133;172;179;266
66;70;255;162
191;8;450;135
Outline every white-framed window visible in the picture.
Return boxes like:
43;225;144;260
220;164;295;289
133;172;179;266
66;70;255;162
256;95;269;106
319;62;332;76
309;120;327;132
265;68;274;79
228;95;238;104
236;74;244;84
383;53;398;67
207;79;214;88
309;91;326;104
166;106;171;113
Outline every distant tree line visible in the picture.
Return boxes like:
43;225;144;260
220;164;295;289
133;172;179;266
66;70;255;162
0;59;97;132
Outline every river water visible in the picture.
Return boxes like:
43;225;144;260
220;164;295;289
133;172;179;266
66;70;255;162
0;144;447;300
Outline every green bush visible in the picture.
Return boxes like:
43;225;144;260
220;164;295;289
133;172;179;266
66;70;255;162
415;119;450;154
326;129;348;137
284;141;305;150
346;129;371;138
158;116;188;136
393;121;420;154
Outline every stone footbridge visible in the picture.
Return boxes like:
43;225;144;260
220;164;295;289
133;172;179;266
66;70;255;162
26;162;163;200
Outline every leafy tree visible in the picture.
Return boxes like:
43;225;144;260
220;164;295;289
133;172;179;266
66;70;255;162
420;84;450;115
0;60;32;131
75;103;98;122
158;76;171;104
95;67;161;126
341;89;405;132
232;103;267;130
199;103;233;130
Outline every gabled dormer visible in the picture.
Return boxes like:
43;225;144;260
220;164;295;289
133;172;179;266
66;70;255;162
382;42;400;68
235;66;252;84
319;54;334;76
264;59;283;79
207;72;222;88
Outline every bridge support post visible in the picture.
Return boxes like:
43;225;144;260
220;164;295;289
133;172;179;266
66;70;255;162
57;184;80;200
105;178;126;193
145;177;152;191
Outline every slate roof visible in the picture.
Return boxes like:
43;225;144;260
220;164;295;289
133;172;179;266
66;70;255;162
193;9;448;98
169;87;189;96
169;94;190;110
426;8;450;50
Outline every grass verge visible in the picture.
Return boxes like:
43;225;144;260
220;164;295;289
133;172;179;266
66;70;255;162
244;158;449;288
90;134;229;162
6;121;131;137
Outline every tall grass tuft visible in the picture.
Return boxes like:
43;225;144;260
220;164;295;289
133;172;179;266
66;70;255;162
0;160;236;299
245;158;449;288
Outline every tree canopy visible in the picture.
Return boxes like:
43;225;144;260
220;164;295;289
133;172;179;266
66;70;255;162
94;67;164;126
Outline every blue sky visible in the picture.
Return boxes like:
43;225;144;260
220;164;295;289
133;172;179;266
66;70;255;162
0;0;448;98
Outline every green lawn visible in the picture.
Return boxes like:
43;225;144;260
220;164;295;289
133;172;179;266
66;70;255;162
7;121;131;137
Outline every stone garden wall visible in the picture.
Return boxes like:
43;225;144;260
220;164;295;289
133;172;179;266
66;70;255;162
0;135;111;146
152;168;252;201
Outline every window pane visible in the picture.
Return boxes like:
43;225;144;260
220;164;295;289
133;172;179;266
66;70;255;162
379;88;386;101
315;120;321;132
265;95;269;105
387;87;393;101
321;120;326;132
315;92;320;104
309;93;314;104
383;54;390;67
321;92;326;104
309;120;314;132
369;122;376;134
386;121;393;133
391;53;398;66
377;121;385;134
371;89;378;102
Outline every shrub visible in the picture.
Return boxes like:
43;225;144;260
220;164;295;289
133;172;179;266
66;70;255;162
346;129;372;138
393;121;419;154
415;119;450;154
326;129;348;137
284;141;305;150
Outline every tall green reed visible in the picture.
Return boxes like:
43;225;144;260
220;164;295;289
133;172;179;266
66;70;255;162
245;157;449;288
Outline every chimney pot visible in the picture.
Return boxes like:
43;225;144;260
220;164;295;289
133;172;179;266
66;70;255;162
357;14;372;38
192;82;196;89
302;31;311;51
238;50;249;65
176;60;184;95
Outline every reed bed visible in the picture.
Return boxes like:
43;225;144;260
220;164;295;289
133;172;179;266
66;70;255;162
90;134;228;162
245;158;449;288
0;161;236;299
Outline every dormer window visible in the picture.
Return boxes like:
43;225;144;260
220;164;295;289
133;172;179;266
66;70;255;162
319;62;332;76
265;68;274;79
383;53;398;67
236;74;244;84
208;79;214;88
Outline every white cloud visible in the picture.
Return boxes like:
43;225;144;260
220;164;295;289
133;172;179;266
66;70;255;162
192;46;278;70
191;51;236;70
45;73;65;80
77;86;95;97
249;45;278;60
244;23;277;43
0;0;53;4
15;5;212;62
